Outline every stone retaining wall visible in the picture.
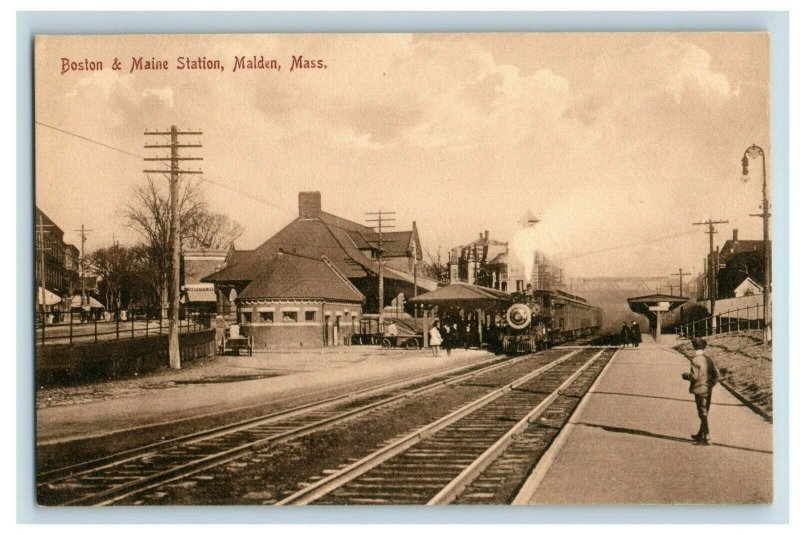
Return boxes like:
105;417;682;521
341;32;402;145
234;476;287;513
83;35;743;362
36;329;216;386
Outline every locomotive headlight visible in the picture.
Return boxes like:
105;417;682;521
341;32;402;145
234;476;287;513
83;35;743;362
506;303;532;329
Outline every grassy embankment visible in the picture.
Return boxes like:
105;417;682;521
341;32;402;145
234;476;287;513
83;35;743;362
675;331;772;420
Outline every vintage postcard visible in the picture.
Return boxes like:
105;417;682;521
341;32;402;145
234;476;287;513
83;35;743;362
34;32;772;506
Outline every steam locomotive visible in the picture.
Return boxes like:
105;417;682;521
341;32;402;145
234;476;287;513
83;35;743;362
496;289;602;355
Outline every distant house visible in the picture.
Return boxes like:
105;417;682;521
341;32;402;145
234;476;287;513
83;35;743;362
235;251;365;349
449;231;563;292
203;192;438;318
733;277;763;298
34;207;67;299
714;229;769;300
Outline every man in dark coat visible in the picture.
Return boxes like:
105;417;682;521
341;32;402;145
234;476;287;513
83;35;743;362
620;322;631;347
630;321;642;347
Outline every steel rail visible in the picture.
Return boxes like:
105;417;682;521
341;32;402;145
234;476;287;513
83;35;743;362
39;353;512;485
48;351;563;506
276;349;584;505
511;348;620;504
427;347;610;504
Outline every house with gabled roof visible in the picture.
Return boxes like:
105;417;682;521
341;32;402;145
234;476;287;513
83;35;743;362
714;228;769;300
203;192;438;322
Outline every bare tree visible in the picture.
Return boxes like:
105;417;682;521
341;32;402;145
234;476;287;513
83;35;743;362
124;177;207;311
424;247;450;284
184;211;244;250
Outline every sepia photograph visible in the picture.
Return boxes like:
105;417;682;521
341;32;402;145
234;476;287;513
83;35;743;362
32;31;773;507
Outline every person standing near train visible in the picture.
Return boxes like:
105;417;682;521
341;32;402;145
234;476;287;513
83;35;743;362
620;321;632;347
429;320;443;357
630;321;642;347
441;323;454;357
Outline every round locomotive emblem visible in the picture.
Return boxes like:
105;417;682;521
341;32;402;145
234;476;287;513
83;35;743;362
505;303;532;329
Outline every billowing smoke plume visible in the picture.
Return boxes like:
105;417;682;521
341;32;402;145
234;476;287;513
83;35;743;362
509;184;645;280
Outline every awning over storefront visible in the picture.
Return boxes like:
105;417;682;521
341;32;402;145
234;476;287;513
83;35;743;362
37;287;61;306
408;282;512;309
185;288;218;303
69;296;105;309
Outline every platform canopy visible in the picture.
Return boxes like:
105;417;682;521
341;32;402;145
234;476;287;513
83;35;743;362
627;293;689;342
627;293;689;316
408;282;512;310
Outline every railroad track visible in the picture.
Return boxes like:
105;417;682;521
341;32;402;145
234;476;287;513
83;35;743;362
38;349;574;506
278;347;614;505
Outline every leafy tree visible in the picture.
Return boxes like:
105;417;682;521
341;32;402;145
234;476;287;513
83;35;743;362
474;266;494;288
89;245;152;311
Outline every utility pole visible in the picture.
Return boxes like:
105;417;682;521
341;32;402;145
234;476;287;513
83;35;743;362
365;210;395;329
692;219;728;319
144;126;203;369
73;224;93;307
36;214;54;345
666;283;679;296
411;221;418;301
670;268;693;298
742;144;771;345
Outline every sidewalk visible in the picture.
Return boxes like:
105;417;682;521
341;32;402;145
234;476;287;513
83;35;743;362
36;347;494;445
522;335;773;504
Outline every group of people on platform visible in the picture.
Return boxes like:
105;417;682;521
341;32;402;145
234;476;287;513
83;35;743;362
428;318;487;357
620;320;642;347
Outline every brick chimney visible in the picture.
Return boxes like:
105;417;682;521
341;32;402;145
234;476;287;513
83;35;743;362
733;228;738;242
485;230;489;241
299;191;322;218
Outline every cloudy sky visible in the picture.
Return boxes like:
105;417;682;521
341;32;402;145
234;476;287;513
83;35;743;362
35;33;770;279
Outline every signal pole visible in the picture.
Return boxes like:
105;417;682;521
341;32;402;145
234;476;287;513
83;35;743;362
692;219;728;318
670;268;693;298
365;210;395;329
144;126;203;369
73;224;93;307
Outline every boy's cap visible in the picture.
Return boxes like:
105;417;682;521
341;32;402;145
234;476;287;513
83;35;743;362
691;337;707;350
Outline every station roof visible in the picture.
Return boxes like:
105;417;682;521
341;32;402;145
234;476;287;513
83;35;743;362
627;293;688;317
203;213;432;286
408;282;512;308
236;251;366;303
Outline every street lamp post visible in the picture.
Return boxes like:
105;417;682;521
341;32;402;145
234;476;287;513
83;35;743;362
741;144;770;345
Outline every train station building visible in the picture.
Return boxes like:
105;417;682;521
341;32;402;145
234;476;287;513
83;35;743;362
202;192;439;342
234;251;365;349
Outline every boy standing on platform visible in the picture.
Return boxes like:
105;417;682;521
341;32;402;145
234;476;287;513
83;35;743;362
682;337;721;445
